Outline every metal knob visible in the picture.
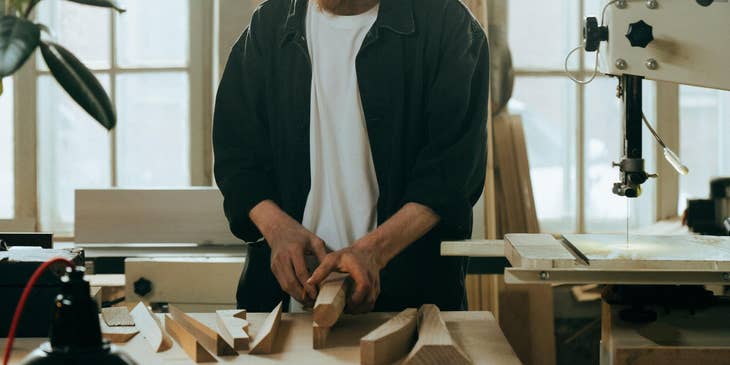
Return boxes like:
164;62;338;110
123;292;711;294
626;20;654;48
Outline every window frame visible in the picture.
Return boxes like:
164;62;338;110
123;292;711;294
2;0;215;234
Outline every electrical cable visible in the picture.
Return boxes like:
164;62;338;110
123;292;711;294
2;257;74;365
565;0;619;85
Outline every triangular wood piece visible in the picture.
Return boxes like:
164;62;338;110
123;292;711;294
249;301;283;354
216;309;247;320
403;305;472;365
165;315;216;363
169;305;238;356
99;316;139;343
313;273;349;327
361;308;418;365
216;310;250;350
129;302;172;352
102;306;135;326
312;322;330;349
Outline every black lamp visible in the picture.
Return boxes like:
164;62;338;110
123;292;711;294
19;266;137;365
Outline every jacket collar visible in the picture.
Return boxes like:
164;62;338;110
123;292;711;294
280;0;415;46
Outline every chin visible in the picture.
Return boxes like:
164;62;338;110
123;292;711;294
317;0;346;12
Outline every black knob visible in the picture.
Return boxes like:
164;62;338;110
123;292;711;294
584;17;609;52
133;277;153;297
626;20;654;48
696;0;714;6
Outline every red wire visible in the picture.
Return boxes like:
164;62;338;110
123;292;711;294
2;257;74;365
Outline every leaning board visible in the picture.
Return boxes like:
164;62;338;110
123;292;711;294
3;312;520;365
505;234;730;271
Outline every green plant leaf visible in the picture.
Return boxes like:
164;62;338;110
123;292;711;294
0;15;40;77
40;41;116;130
65;0;125;13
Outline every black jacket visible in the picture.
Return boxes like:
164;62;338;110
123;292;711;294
213;0;489;311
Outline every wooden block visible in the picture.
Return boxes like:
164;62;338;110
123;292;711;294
360;308;418;365
165;315;216;363
99;316;138;343
216;309;246;320
129;302;172;352
215;310;250;350
169;305;237;356
313;273;348;327
312;322;330;350
403;305;472;365
249;301;283;355
102;307;135;327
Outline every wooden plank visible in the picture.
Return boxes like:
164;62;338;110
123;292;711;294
75;188;240;244
216;310;250;351
312;322;330;350
169;305;237;356
441;240;505;257
99;316;138;343
504;233;575;269
2;311;521;365
563;234;730;271
403;305;472;365
129;302;172;352
102;307;135;327
165;315;216;363
510;115;539;233
313;273;349;327
360;308;418;365
248;302;283;355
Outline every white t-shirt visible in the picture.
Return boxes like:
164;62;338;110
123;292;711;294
301;1;380;253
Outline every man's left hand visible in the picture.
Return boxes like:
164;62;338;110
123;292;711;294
308;239;383;313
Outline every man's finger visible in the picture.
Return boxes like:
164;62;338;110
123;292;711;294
348;266;371;306
310;238;328;263
308;255;337;286
292;253;317;300
276;260;306;302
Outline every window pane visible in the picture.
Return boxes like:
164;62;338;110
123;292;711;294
584;78;657;232
508;0;579;69
38;75;112;233
678;86;730;213
116;0;189;68
116;72;190;187
509;77;577;232
35;1;111;70
0;77;13;219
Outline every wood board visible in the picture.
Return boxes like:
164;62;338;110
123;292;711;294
3;311;520;365
313;273;349;327
248;301;283;354
129;302;172;352
102;307;135;327
216;310;250;350
361;308;418;365
441;240;505;257
169;305;237;356
403;305;471;365
505;234;730;271
99;316;139;343
165;315;217;363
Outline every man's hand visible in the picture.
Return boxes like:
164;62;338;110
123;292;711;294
250;200;328;306
308;239;383;313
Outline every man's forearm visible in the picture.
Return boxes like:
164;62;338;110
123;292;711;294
249;199;292;238
359;203;440;268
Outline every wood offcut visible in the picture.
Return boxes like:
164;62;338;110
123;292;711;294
165;314;216;363
360;307;418;365
169;305;237;356
312;322;330;349
313;273;349;327
249;301;283;355
403;305;472;365
129;302;172;352
99;316;138;343
216;310;250;350
102;306;135;327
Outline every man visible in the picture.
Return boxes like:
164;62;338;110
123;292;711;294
214;0;489;313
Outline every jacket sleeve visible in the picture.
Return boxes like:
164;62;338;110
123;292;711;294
402;4;489;239
213;10;276;242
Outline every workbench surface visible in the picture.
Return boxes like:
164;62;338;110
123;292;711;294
3;311;520;364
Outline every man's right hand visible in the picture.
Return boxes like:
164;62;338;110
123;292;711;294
249;200;328;305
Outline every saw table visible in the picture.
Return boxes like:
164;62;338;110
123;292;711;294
2;311;520;365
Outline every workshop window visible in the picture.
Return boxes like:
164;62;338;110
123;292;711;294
0;77;12;220
29;0;207;234
508;0;657;233
678;86;730;213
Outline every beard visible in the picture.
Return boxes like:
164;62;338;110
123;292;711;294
317;0;347;12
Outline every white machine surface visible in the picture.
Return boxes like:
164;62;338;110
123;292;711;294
599;0;730;91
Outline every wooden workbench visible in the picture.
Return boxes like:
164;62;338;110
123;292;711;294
3;311;521;365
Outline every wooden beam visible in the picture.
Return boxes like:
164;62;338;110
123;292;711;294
129;302;172;352
312;322;330;350
165;315;217;363
169;305;237;356
249;301;283;354
403;305;472;365
102;307;135;327
313;273;349;327
360;308;418;365
215;310;250;350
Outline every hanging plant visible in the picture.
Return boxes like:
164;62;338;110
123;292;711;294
0;0;124;130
